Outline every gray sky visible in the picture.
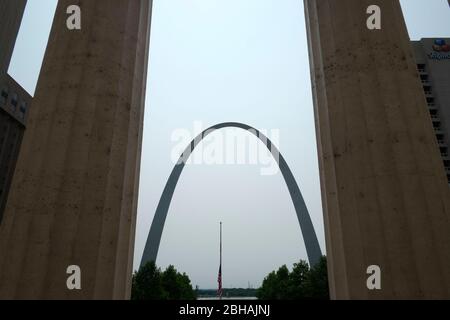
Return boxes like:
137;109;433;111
8;0;450;289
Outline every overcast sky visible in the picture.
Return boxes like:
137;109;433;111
8;0;450;289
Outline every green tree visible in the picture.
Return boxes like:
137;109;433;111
177;272;197;300
162;265;183;300
257;271;279;300
131;261;166;300
131;262;196;300
275;265;290;299
288;260;310;299
257;265;290;300
304;256;329;300
257;257;329;300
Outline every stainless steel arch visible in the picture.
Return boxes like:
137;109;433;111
140;122;322;267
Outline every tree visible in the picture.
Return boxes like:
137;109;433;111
303;256;329;300
161;265;181;299
131;262;197;300
177;272;197;300
257;271;278;300
288;260;310;299
131;261;166;300
257;257;329;300
275;265;290;299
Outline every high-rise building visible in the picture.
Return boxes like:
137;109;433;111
412;38;450;185
0;0;31;223
0;0;27;70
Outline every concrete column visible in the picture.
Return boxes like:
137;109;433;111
0;0;27;72
0;0;152;299
305;0;450;299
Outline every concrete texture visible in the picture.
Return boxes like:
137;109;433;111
0;0;152;299
305;0;450;299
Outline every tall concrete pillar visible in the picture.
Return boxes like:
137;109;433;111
0;0;27;71
305;0;450;299
0;0;152;299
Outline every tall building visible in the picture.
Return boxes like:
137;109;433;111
0;0;31;223
412;38;450;185
306;0;450;299
0;0;27;70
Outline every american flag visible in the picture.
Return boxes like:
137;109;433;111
217;265;222;298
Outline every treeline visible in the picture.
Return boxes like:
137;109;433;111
197;288;258;298
257;256;329;300
131;261;196;300
132;258;329;300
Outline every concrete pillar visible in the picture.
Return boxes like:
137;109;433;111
0;0;152;299
305;0;450;299
0;0;27;71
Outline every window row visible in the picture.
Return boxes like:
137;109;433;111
1;87;27;120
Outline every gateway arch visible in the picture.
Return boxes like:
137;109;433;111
141;122;323;268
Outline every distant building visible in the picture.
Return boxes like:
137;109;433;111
412;38;450;185
0;0;32;222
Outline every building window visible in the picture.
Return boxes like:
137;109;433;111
10;93;18;112
19;102;27;119
0;88;8;106
417;64;426;72
436;134;445;145
19;102;27;112
420;74;429;83
433;123;441;130
430;110;439;120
